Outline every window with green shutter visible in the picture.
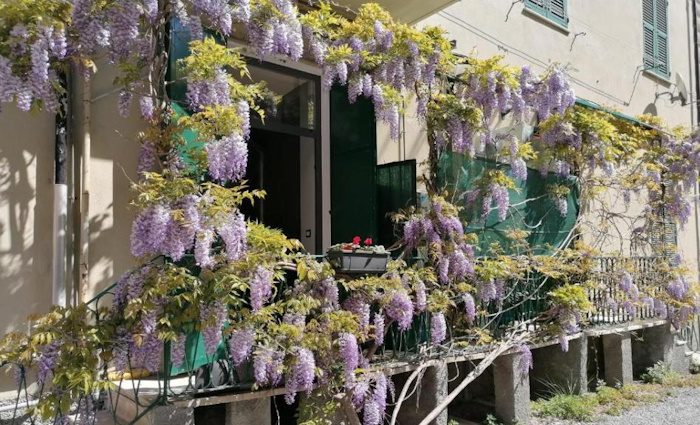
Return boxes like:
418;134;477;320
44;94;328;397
643;0;670;78
524;0;569;29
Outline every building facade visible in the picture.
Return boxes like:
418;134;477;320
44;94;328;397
0;0;699;397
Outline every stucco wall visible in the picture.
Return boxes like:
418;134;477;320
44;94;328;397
377;0;700;279
0;104;54;393
0;105;55;333
75;61;142;301
0;63;142;392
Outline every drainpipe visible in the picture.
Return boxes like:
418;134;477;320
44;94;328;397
52;71;69;307
76;73;91;304
692;0;700;282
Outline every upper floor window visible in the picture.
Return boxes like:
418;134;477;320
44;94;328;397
643;0;670;78
524;0;569;29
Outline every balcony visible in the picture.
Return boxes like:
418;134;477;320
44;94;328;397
3;255;689;424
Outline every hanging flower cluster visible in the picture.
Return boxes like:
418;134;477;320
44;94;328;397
301;3;455;138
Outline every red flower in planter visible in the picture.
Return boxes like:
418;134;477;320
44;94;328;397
352;236;362;245
364;237;373;246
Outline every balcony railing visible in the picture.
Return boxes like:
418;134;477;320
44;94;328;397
1;255;680;424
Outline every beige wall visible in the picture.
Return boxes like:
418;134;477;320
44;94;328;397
77;61;142;301
377;0;700;280
0;104;55;393
0;62;142;392
0;105;55;332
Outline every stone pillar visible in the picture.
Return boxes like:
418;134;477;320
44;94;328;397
632;323;675;377
395;361;449;425
225;398;271;425
530;336;588;397
602;332;633;387
493;353;530;425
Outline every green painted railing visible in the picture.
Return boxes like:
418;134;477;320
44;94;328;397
1;255;674;424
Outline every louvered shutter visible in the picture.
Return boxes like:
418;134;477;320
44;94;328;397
549;0;568;24
655;0;669;76
524;0;568;28
643;0;656;69
650;205;677;255
643;0;670;77
525;0;548;17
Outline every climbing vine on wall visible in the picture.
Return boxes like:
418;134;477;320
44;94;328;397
0;1;698;424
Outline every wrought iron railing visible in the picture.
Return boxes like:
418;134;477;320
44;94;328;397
0;255;673;424
587;256;668;325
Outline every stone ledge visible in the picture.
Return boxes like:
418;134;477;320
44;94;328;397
108;320;673;411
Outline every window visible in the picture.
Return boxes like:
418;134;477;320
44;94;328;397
524;0;569;29
643;0;669;78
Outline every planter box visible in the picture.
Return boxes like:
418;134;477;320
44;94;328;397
327;250;390;274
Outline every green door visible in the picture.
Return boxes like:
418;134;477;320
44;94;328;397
330;86;377;244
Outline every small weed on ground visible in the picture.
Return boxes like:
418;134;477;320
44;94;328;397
532;394;597;421
532;363;700;422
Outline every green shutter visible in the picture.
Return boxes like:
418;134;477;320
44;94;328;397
549;0;568;25
524;0;568;28
376;160;417;247
650;206;677;256
643;0;670;78
330;86;378;245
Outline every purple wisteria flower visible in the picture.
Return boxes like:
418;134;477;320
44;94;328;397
430;312;447;345
463;293;476;324
516;344;533;376
363;400;381;425
207;133;248;183
373;311;385;345
130;203;171;258
194;227;216;269
253;347;283;386
619;271;633;293
37;341;61;386
338;333;359;384
284;347;315;404
385;291;414;331
667;276;689;300
249;266;274;311
229;327;255;366
217;211;247;261
344;297;371;331
558;334;569;352
171;334;187;369
200;301;227;355
414;279;427;312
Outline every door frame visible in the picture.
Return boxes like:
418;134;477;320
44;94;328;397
242;57;325;253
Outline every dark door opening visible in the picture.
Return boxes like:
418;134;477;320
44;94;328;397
243;128;301;240
244;62;322;253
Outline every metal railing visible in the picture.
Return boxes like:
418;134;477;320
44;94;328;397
0;255;676;424
587;256;668;325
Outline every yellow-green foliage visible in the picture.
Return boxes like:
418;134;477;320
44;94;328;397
532;394;598;421
548;284;593;313
0;0;72;59
0;306;113;420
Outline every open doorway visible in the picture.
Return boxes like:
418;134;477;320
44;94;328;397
242;62;322;253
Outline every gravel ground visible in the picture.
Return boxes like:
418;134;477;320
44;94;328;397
531;386;700;425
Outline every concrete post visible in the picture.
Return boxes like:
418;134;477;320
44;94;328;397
493;353;530;425
632;323;675;377
530;336;588;397
602;332;633;387
225;398;271;425
395;361;449;425
645;323;674;363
